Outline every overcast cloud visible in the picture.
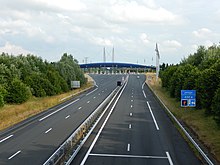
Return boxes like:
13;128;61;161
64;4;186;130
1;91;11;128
0;0;220;65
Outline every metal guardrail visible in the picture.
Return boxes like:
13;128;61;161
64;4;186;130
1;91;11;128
146;81;214;165
43;83;124;165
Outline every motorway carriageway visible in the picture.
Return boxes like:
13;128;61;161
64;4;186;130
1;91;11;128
72;74;201;165
0;74;124;165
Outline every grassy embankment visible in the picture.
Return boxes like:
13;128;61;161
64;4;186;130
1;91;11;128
0;74;94;131
146;72;220;162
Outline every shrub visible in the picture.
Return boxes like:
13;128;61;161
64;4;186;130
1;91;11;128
0;92;4;107
6;79;32;104
212;88;220;125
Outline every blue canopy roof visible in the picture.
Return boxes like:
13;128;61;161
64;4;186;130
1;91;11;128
80;62;155;69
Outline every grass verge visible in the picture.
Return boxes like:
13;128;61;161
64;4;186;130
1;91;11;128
0;75;94;131
146;72;220;163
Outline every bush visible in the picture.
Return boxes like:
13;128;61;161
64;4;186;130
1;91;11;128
212;88;220;125
196;68;220;114
24;73;56;97
6;79;32;104
0;92;4;107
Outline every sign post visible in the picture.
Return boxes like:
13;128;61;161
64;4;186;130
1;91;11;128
181;90;196;108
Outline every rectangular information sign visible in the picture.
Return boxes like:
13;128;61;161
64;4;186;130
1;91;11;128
181;90;196;107
71;81;80;89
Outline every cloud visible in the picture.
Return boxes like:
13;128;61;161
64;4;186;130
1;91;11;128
38;0;87;11
1;0;219;65
192;28;220;48
163;40;182;48
193;28;212;38
0;42;32;55
140;33;150;44
107;1;181;24
90;37;113;46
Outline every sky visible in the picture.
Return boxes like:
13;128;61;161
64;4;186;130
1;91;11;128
0;0;220;65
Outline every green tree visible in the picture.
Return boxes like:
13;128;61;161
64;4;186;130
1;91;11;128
6;79;32;104
160;65;177;88
212;87;220;125
183;67;200;90
0;92;4;107
196;68;220;114
0;86;6;107
181;46;206;68
24;73;56;97
168;64;195;100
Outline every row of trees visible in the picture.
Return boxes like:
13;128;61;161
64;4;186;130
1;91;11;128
0;53;86;107
160;45;220;125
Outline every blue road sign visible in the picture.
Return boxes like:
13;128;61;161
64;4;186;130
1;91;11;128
181;90;196;107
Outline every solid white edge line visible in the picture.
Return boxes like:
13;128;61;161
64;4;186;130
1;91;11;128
127;144;130;152
45;128;52;134
8;150;21;160
147;101;160;130
39;99;79;121
142;90;146;98
142;82;145;90
86;88;98;96
89;153;167;159
166;152;174;165
0;135;13;143
80;79;128;165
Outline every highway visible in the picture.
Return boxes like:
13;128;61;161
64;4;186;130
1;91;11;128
0;74;202;165
0;74;124;165
72;74;201;165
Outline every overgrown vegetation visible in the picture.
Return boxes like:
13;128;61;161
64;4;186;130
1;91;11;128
160;45;220;125
0;53;86;107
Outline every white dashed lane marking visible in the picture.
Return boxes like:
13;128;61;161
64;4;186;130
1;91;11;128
0;135;13;143
127;144;130;152
8;150;21;160
45;128;52;134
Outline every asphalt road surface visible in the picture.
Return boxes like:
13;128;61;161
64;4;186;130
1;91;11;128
73;74;201;165
0;74;124;165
